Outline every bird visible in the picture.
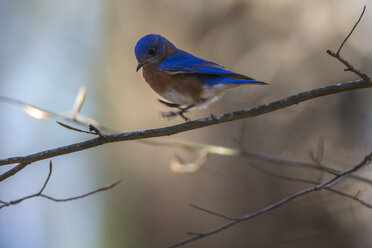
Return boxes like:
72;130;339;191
134;34;267;121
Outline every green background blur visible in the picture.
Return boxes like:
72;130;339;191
0;0;371;247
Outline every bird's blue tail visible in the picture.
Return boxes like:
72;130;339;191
200;76;268;86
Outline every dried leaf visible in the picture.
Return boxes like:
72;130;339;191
71;86;87;116
56;121;94;134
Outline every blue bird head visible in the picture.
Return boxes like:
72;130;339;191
134;34;176;71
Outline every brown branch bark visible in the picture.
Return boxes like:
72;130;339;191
0;79;371;181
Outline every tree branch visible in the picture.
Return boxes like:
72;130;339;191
189;203;235;221
0;79;370;171
248;164;372;208
167;152;372;248
0;161;121;209
336;5;366;55
0;163;30;182
327;5;370;81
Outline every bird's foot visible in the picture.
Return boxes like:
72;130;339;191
158;99;181;108
161;110;191;122
158;100;194;122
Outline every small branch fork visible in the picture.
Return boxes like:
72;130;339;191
327;5;370;81
168;152;372;248
0;161;121;210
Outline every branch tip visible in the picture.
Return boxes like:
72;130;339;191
336;5;366;55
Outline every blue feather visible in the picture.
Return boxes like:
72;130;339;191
159;50;250;76
198;75;266;86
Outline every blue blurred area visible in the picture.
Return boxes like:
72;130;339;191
0;1;104;248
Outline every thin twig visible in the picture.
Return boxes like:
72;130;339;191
242;149;372;185
167;152;372;248
249;164;372;208
0;95;116;133
326;51;370;81
189;204;235;221
0;161;121;209
336;5;366;54
40;180;121;202
326;188;372;208
327;5;370;81
38;161;53;194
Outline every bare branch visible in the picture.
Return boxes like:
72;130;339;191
0;163;30;182
249;164;372;208
336;5;366;54
0;79;370;173
0;94;116;133
40;180;121;202
0;161;121;209
167;152;372;248
326;51;370;81
38;161;53;194
327;6;370;81
325;188;372;208
0;95;57;119
189;204;235;221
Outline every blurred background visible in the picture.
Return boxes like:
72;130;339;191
0;0;372;247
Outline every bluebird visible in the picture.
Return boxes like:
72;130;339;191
135;34;267;121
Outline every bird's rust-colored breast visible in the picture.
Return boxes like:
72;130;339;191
142;63;204;104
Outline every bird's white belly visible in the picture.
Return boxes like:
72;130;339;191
161;84;234;107
161;90;195;106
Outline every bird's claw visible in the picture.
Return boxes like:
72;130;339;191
158;99;193;122
161;110;191;122
158;99;181;108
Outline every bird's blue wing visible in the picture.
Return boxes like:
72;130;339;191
158;49;267;86
159;50;238;75
158;50;232;74
197;76;266;86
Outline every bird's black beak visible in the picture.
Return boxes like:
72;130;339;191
136;61;144;72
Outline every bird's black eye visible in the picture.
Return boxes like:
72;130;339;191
148;47;156;56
